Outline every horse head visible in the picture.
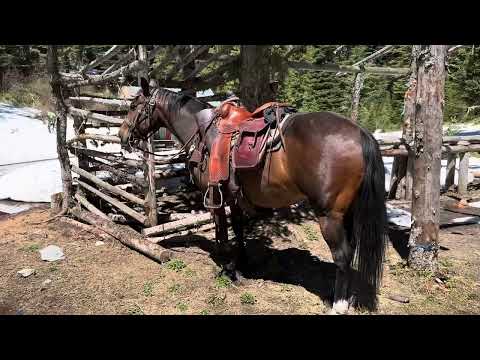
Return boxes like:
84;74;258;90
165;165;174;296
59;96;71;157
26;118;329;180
118;77;163;146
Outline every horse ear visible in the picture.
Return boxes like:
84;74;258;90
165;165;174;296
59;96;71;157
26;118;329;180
140;77;150;97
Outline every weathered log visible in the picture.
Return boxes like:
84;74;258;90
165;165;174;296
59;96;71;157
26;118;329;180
445;153;457;189
445;144;480;153
76;180;147;225
153;155;187;165
68;107;124;126
69;96;131;112
143;207;231;237
443;203;480;217
166;45;211;80
381;148;408;157
80;45;127;74
74;192;110;220
149;45;184;77
87;157;146;187
458;151;470;195
70;208;173;263
148;223;216;244
443;135;480;143
68;146;143;168
72;165;144;206
288;61;410;76
353;45;395;67
51;192;63;213
155;167;188;179
102;47;136;75
339;45;395;76
68;134;122;144
64;60;144;88
184;46;235;81
59;217;116;243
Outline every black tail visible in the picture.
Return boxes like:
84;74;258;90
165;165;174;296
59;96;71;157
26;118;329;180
350;128;387;310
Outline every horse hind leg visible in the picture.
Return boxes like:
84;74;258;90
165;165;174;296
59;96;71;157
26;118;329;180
317;211;354;314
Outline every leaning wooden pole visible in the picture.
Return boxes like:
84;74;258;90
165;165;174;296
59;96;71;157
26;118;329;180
138;45;158;227
388;45;420;200
408;45;447;271
47;45;73;212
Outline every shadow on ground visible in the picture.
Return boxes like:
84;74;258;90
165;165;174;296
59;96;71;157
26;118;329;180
161;203;378;308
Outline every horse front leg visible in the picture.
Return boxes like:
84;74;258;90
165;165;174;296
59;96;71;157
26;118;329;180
214;205;244;283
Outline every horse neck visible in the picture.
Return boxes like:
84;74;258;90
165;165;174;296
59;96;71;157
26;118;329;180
158;103;202;146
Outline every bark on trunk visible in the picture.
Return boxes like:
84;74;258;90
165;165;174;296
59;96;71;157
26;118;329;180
350;72;364;122
138;45;158;227
389;45;420;200
239;46;275;111
408;45;447;272
48;45;73;212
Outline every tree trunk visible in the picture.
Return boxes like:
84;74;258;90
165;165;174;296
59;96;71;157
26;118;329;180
239;46;275;111
350;72;365;122
138;45;158;227
388;45;420;200
47;46;73;212
408;45;447;272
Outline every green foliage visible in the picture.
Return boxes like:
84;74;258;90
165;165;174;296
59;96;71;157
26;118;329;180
215;275;232;289
2;45;480;133
240;292;255;305
143;281;154;297
166;259;186;272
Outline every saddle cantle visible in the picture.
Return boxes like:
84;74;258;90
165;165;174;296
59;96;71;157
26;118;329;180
194;99;296;210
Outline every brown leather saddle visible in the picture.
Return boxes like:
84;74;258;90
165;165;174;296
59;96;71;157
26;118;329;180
191;99;293;210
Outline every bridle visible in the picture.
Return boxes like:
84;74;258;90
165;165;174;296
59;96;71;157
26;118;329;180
125;88;200;160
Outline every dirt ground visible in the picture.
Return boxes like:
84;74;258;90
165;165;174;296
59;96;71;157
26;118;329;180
0;206;479;315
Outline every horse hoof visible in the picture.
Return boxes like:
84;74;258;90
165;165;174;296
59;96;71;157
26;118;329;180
218;268;243;285
332;299;350;315
326;309;339;315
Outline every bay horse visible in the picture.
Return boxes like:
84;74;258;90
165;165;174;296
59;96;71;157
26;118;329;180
118;78;387;314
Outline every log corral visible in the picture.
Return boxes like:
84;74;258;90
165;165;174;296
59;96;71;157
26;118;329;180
48;44;479;276
48;45;222;260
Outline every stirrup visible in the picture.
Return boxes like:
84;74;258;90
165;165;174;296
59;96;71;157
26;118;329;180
203;183;224;209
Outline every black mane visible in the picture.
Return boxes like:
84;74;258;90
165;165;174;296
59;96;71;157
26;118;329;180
155;88;213;115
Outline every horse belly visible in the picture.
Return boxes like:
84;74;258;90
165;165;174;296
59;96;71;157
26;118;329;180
238;150;307;208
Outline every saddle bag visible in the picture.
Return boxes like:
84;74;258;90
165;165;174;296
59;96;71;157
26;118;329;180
232;118;270;170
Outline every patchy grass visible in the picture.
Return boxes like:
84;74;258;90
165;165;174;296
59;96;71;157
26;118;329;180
199;309;209;315
48;265;59;273
184;268;196;277
240;292;256;305
166;259;186;272
300;223;320;242
207;293;226;307
176;302;188;312
215;275;232;289
168;283;181;294
143;281;154;297
21;244;40;252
